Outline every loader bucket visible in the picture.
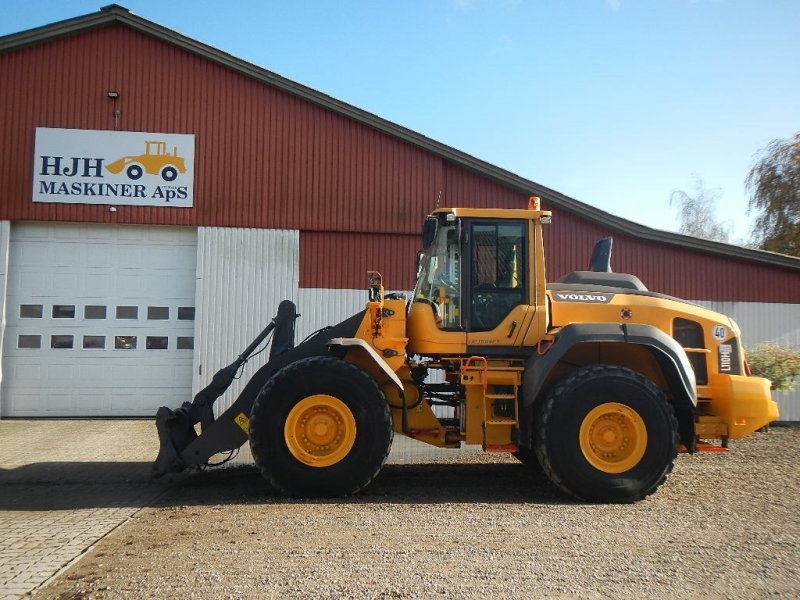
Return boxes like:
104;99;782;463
152;302;366;477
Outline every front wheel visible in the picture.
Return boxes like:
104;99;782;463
534;365;678;503
249;356;393;497
126;164;143;180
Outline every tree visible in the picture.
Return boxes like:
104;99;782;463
747;343;800;392
670;178;730;243
746;132;800;256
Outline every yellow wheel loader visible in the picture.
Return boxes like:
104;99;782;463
153;199;778;502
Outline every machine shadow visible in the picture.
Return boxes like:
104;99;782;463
0;461;573;511
160;462;573;507
0;461;166;511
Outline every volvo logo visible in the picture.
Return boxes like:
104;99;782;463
553;292;614;304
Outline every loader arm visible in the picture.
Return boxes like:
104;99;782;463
153;306;365;476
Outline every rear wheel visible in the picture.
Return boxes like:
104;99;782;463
249;356;393;496
534;365;678;503
161;165;178;181
512;445;541;472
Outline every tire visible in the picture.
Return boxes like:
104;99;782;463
126;164;143;180
161;166;178;181
534;365;678;503
512;445;541;472
249;356;393;497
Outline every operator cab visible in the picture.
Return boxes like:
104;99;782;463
407;205;549;356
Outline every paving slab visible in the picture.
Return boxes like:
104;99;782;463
0;420;165;600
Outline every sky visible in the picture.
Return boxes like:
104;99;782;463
2;0;798;243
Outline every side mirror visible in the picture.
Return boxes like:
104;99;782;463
422;216;437;249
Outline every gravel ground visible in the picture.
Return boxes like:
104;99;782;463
36;426;799;600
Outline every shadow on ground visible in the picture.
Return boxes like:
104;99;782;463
0;461;569;511
0;461;153;484
0;461;167;511
162;462;570;507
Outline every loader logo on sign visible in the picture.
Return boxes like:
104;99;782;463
32;127;194;207
106;141;187;182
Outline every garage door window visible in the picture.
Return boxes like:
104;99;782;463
84;305;107;319
53;305;76;319
18;334;42;349
51;335;74;349
177;336;194;350
115;335;137;350
147;306;169;320
20;304;44;318
146;336;169;350
83;336;105;349
116;306;138;319
178;307;195;320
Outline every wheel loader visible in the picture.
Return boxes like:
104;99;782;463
153;198;779;502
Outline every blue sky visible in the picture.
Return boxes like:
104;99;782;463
2;1;798;243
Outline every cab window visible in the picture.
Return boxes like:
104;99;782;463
470;221;526;331
413;221;462;330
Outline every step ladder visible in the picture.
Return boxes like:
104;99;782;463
462;356;523;452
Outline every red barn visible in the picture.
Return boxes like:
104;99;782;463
1;5;799;420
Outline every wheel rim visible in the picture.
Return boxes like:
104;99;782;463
579;402;647;474
284;394;356;468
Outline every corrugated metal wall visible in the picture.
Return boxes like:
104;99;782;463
299;231;418;290
0;25;442;233
193;227;298;415
543;210;800;303
695;300;800;421
0;221;9;416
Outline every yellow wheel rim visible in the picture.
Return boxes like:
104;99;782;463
579;402;647;474
284;394;357;468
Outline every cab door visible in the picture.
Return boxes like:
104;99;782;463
465;220;534;352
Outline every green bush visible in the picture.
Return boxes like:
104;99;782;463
746;343;800;391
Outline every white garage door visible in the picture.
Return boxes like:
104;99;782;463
2;223;197;417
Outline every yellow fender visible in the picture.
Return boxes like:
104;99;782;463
326;337;404;391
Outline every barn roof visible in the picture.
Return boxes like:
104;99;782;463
2;3;798;272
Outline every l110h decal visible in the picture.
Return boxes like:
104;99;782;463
32;128;195;207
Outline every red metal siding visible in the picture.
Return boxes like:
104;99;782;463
0;25;445;234
301;207;800;303
443;164;529;208
300;231;419;290
544;209;800;303
2;23;800;303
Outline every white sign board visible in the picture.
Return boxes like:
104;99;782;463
33;128;195;207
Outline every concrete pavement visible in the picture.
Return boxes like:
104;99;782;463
0;420;164;600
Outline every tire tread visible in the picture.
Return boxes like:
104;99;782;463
534;364;679;503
